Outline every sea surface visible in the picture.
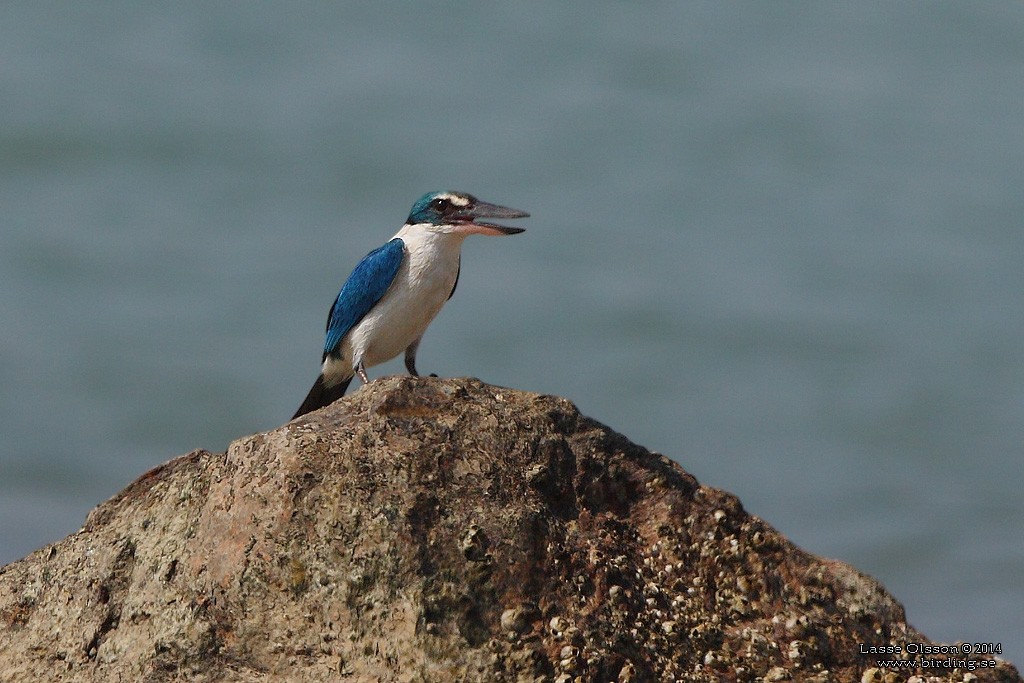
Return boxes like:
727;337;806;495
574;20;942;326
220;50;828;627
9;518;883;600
2;2;1022;665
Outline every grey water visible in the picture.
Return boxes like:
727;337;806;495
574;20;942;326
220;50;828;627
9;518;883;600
2;2;1022;664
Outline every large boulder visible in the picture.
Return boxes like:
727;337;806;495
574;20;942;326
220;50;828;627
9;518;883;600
0;377;1017;682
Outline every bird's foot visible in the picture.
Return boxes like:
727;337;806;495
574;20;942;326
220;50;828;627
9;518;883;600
355;361;371;384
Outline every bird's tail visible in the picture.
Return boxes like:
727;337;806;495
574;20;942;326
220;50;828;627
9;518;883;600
292;374;352;419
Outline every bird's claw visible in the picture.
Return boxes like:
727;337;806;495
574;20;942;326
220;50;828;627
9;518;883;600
355;361;371;384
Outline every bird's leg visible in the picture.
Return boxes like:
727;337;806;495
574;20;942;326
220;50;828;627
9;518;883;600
355;360;371;384
404;338;422;376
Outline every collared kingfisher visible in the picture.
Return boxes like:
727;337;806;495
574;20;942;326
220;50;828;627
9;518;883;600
292;191;528;418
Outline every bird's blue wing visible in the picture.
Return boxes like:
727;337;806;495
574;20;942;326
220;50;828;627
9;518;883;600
322;238;405;359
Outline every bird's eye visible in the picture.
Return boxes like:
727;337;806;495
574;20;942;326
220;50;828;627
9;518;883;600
432;198;449;210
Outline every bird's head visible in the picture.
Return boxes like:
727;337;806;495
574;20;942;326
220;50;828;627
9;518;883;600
406;191;528;236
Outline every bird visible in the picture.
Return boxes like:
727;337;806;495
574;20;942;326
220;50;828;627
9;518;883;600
292;191;528;418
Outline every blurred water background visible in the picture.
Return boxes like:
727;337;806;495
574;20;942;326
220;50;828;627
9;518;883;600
1;1;1022;664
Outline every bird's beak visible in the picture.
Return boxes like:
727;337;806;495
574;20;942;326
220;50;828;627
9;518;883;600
451;201;529;236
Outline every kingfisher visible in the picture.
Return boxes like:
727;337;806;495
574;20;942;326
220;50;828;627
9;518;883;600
292;191;528;418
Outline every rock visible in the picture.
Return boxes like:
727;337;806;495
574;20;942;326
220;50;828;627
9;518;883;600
0;377;1018;682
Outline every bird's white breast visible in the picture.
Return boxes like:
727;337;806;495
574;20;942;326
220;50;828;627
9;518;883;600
331;225;465;376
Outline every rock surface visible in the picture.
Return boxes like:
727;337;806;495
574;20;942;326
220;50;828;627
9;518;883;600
0;377;1018;683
